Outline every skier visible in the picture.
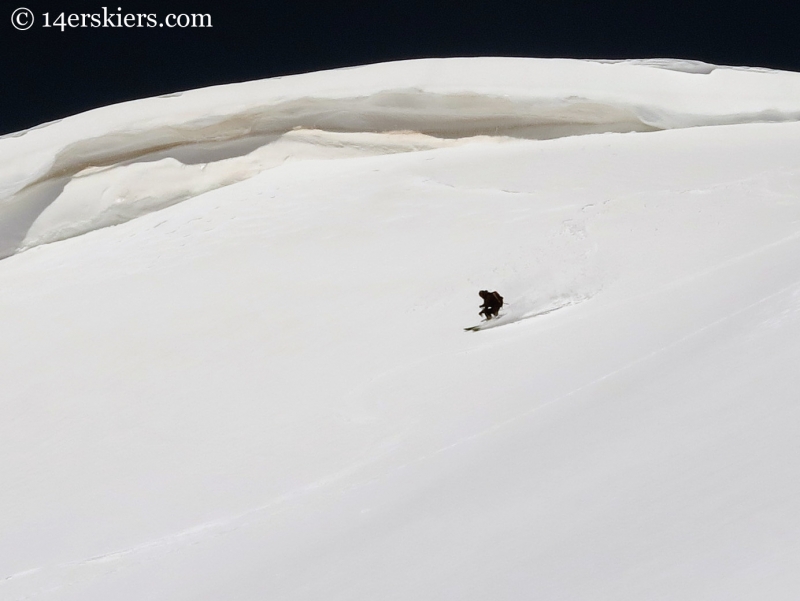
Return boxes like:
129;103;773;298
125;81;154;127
478;290;504;320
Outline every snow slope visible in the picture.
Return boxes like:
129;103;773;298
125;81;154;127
3;57;800;257
2;58;800;600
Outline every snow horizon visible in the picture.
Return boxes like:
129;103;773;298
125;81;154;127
3;57;800;259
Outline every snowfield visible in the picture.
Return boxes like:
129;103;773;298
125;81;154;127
2;58;800;600
4;57;800;258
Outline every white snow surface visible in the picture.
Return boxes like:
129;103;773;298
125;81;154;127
3;57;800;256
3;58;800;600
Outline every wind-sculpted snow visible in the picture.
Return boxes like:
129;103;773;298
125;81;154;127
2;57;800;255
3;89;800;600
15;130;476;251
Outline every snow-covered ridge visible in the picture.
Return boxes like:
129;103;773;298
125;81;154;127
2;57;800;256
4;56;800;599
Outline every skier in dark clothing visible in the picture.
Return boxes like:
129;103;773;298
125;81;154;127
478;290;504;320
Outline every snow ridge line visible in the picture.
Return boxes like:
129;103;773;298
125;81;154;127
7;94;800;204
4;56;800;257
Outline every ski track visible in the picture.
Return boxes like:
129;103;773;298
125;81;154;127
465;296;587;331
5;229;800;599
0;445;405;600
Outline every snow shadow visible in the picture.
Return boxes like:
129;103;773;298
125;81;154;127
0;176;69;259
5;73;798;256
125;134;281;166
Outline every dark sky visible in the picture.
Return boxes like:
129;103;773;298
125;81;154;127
3;0;799;135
